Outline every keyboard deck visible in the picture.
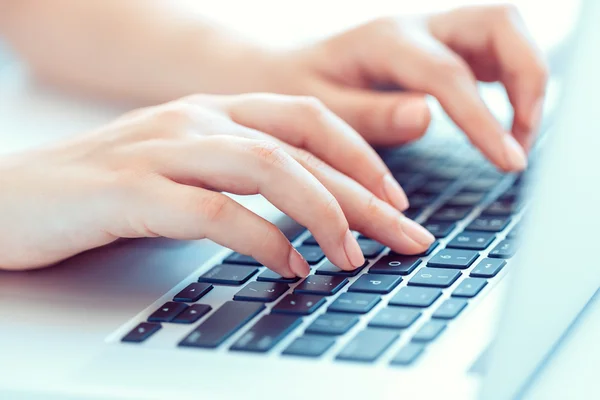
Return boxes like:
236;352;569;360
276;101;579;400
116;134;529;366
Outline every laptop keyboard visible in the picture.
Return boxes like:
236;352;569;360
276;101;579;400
119;134;530;366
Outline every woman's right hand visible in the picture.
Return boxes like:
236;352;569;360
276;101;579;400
0;93;434;276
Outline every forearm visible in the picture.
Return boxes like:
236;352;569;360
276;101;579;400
0;0;279;104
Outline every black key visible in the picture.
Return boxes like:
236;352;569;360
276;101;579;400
452;278;487;298
179;301;265;348
482;201;522;216
407;193;435;208
283;335;336;358
357;239;386;258
423;221;456;238
498;186;522;201
447;231;495;250
280;220;307;242
316;259;367;277
328;292;381;314
390;343;425;366
348;274;402;294
412;320;447;342
404;207;423;220
224;252;262;266
369;255;421;275
303;235;319;246
419;179;452;194
230;314;301;353
446;192;485;207
427;249;479;269
432;298;468;319
122;322;161;343
271;293;326;315
489;240;517;258
295;245;325;264
172;304;212;324
389;286;442;307
506;222;522;239
408;267;461;288
148;301;188;323
233;281;289;302
256;269;300;284
413;240;440;257
336;329;399;363
306;313;359;335
173;282;213;302
470;258;506;278
428;166;464;180
429;206;472;222
368;307;421;329
462;178;499;192
466;216;511;232
294;275;348;296
198;264;258;285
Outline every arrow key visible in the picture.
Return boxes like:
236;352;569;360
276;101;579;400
148;301;188;323
173;282;213;302
122;322;161;343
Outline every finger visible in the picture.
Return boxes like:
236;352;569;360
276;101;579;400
314;83;432;147
486;6;548;151
288;145;435;256
133;177;308;278
218;126;436;259
151;134;365;271
429;5;548;152
387;38;527;171
221;93;411;211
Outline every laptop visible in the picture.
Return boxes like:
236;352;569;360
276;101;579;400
1;1;599;399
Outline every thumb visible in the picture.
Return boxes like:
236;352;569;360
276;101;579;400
318;83;431;146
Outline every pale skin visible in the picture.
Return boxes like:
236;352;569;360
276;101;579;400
0;1;548;275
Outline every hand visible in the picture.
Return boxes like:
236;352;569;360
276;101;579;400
270;4;548;171
0;94;434;274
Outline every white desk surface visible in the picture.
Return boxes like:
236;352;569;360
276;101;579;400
0;1;597;399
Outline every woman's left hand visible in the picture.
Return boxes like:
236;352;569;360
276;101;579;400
270;4;548;172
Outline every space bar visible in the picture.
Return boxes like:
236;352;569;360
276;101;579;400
178;301;265;349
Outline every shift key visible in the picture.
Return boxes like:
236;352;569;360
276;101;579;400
179;301;264;348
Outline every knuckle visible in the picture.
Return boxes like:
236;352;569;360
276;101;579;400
248;141;291;170
433;57;472;83
197;194;229;223
533;61;550;85
295;96;329;120
258;223;285;253
492;3;521;23
369;16;399;32
322;195;348;230
295;148;327;172
153;103;196;128
365;193;381;220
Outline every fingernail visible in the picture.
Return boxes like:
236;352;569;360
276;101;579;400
288;248;309;277
400;217;435;247
343;230;365;268
383;174;409;211
393;98;430;132
503;134;528;171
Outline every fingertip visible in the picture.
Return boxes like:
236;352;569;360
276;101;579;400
502;134;528;171
392;98;431;142
400;217;435;247
343;230;365;268
288;247;310;278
